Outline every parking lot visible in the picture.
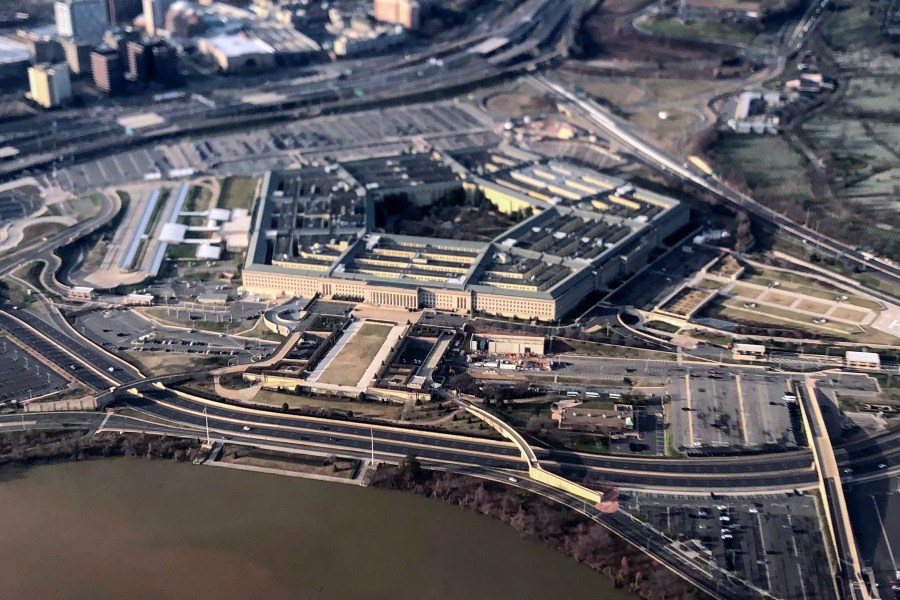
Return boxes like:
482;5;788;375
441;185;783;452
75;308;273;363
847;477;900;595
0;337;68;403
668;372;798;451
622;492;835;600
49;102;498;195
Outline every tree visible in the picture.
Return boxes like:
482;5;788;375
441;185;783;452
281;402;289;412
399;454;422;480
734;210;754;251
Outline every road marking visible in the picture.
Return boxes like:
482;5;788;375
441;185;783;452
684;374;695;448
870;494;896;569
97;412;112;433
756;513;773;592
735;374;750;446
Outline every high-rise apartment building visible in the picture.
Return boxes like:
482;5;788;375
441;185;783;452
61;38;94;75
90;46;125;94
55;0;110;44
108;0;143;26
27;63;73;108
142;0;173;36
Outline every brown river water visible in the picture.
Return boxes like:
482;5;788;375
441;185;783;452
0;460;633;600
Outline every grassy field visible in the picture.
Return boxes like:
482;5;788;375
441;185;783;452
184;185;214;213
217;177;259;211
713;135;815;203
638;16;757;45
319;323;393;387
21;221;65;242
630;109;699;151
822;1;872;50
698;279;725;290
713;298;898;344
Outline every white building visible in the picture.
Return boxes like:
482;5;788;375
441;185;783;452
55;0;110;44
199;33;276;73
845;351;881;371
27;63;73;109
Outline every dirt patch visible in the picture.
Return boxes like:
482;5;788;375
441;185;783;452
795;299;830;314
729;283;762;299
219;446;359;478
830;306;866;322
761;290;795;307
485;90;556;118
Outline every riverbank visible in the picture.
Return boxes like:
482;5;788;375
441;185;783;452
372;460;704;600
0;429;200;468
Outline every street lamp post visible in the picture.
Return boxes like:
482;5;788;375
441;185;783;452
203;407;211;445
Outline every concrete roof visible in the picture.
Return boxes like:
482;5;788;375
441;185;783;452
0;37;30;64
160;223;188;243
196;243;222;260
845;351;880;363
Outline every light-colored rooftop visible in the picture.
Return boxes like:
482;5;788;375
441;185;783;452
845;351;880;363
117;113;166;131
205;33;275;58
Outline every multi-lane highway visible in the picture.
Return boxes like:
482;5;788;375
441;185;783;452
116;384;823;491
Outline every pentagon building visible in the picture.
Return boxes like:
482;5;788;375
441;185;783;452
243;148;689;321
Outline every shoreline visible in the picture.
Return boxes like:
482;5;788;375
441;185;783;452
371;461;702;600
0;430;698;600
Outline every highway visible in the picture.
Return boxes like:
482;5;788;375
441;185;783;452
118;384;822;491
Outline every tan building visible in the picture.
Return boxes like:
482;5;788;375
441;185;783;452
552;402;634;435
374;0;422;29
27;63;73;109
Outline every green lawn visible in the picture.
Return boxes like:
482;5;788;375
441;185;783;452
217;177;259;211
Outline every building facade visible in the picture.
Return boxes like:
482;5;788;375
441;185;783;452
90;47;125;94
27;63;73;108
373;0;423;29
142;0;172;36
55;0;110;44
108;0;143;26
61;38;94;75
